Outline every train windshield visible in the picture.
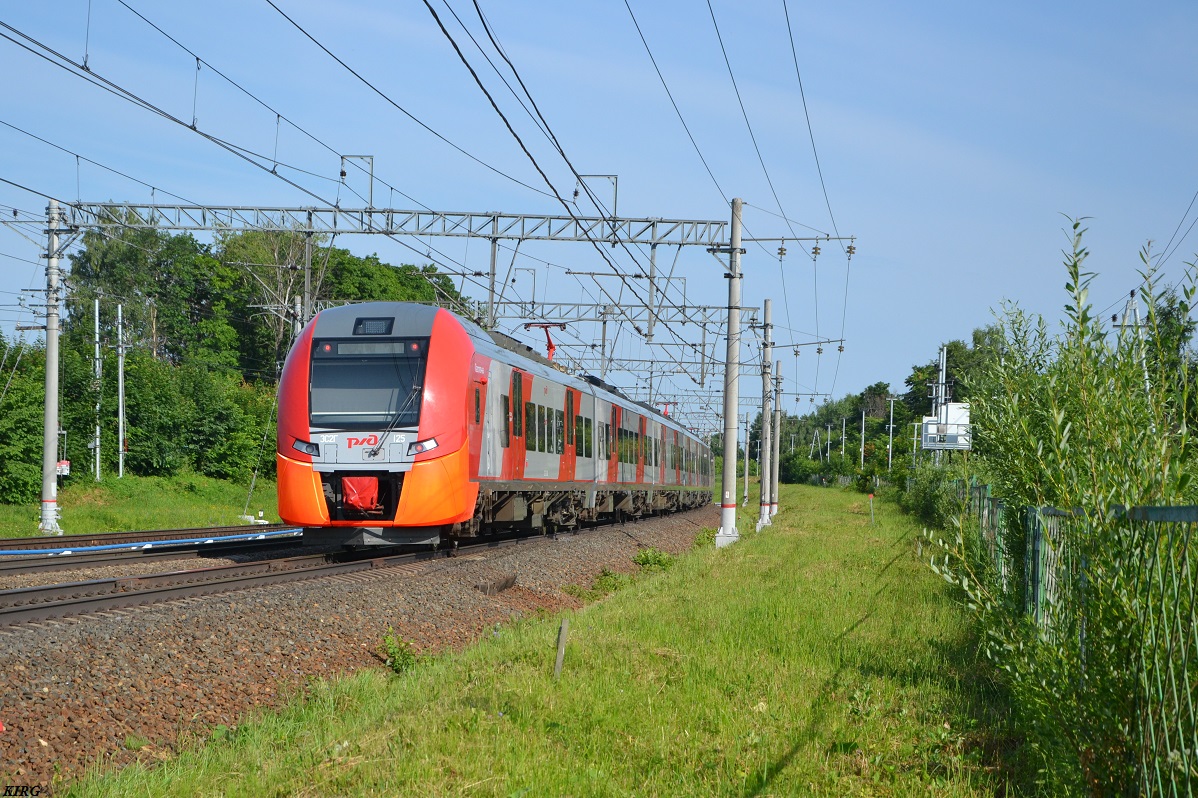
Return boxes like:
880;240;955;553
308;339;428;429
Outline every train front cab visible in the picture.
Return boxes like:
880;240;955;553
276;304;479;547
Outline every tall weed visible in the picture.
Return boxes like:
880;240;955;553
931;222;1196;795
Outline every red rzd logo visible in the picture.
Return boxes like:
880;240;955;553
345;435;380;450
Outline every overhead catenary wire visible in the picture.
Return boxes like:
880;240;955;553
262;0;554;201
115;1;434;213
418;0;733;385
4;8;742;412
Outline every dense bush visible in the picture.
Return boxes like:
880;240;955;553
898;461;963;529
928;223;1196;795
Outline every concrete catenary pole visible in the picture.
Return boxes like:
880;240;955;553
303;213;313;325
93;297;101;482
757;299;773;531
860;409;866;469
117;304;125;478
39;200;64;534
716;198;744;548
770;360;782;517
887;396;896;472
487;217;499;329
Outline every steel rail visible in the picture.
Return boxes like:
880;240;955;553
0;524;292;553
0;536;302;578
0;533;550;627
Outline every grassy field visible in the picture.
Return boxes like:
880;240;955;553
66;483;1013;796
0;474;279;539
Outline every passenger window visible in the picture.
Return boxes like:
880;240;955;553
525;402;535;449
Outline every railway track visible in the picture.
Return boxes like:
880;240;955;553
0;535;302;578
0;523;294;553
0;532;544;627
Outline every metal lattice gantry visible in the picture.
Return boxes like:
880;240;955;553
11;198;852;545
56;202;744;335
63;204;729;245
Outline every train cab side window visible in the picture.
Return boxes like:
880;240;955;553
501;395;510;447
474;388;480;423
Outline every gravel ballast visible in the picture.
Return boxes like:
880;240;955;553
0;507;715;789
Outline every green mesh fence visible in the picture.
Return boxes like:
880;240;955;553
961;486;1197;795
1128;507;1198;797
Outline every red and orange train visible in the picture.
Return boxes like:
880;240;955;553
276;302;713;547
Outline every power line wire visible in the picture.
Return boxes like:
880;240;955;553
262;0;554;201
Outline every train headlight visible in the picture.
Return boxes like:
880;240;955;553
292;439;320;456
407;437;439;455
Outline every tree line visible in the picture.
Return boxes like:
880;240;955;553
0;226;470;503
735;277;1194;492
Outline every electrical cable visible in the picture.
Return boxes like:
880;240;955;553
262;0;554;200
115;1;434;212
781;0;843;246
421;0;720;385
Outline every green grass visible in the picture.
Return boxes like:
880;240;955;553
65;484;1013;796
0;473;279;539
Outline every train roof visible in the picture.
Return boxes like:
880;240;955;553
312;301;704;442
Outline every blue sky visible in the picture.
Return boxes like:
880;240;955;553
1;1;1195;431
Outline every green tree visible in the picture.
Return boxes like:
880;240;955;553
0;336;45;503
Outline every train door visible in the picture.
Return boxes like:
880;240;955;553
561;388;577;482
608;405;620;483
636;416;646;483
502;369;527;480
467;355;490;478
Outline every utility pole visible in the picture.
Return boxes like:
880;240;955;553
935;345;947;466
757;299;773;531
117;304;126;478
826;423;833;463
887;396;896;472
487;217;499;329
770;360;782;518
841;418;846;460
303;212;313;325
860;410;866;469
742;412;750;507
716;198;744;548
93;297;101;482
39;200;64;534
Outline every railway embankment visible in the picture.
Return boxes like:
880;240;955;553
12;487;1011;795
